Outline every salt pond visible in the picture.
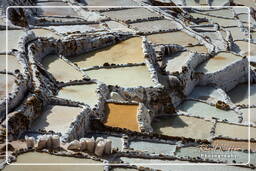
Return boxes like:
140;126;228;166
105;103;139;132
152;115;213;139
86;66;155;87
42;55;84;82
57;84;98;107
31;28;60;39
164;51;190;73
31;105;82;134
0;55;21;72
0;74;15;100
0;30;25;52
189;86;226;102
196;52;241;73
69;37;144;68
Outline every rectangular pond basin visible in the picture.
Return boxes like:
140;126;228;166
228;83;256;105
234;41;256;56
0;55;21;72
104;103;139;132
212;139;256;151
215;122;256;139
164;51;190;73
42;55;84;82
69;37;145;68
0;74;15;100
102;8;161;22
226;27;248;40
147;31;199;46
178;100;239;122
84;0;138;6
130;19;180;33
0;30;25;52
3;152;103;171
196;52;241;73
47;24;100;35
129;140;176;155
86;66;155;87
189;86;226;102
57;84;98;107
186;45;208;53
31;105;82;134
152;115;213;139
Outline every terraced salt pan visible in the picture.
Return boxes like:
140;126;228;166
164;51;190;73
178;100;239;122
69;37;144;68
196;52;241;73
147;31;199;46
42;55;84;82
31;105;82;134
152;115;213;139
238;13;253;23
31;28;60;39
215;122;256;139
176;146;249;163
235;41;256;56
57;84;98;107
0;74;15;100
112;168;137;171
0;30;25;52
102;8;161;22
0;55;21;72
129;140;176;155
86;66;155;87
4;152;102;171
202;9;234;18
234;0;255;7
84;133;122;149
37;2;78;17
105;103;139;132
228;83;256;105
185;0;208;6
189;86;225;102
226;27;248;40
212;139;256;151
104;21;134;32
240;108;256;125
130;19;180;33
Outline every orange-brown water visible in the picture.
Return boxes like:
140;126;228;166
104;103;139;132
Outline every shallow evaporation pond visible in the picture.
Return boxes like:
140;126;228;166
178;100;239;122
112;168;138;171
0;74;16;100
147;31;198;46
104;103;139;132
185;0;208;6
86;66;155;87
47;25;100;34
204;9;234;18
189;86;226;102
129;140;176;155
42;55;84;82
31;105;82;134
0;30;25;52
212;139;256;151
105;21;133;32
0;55;21;72
240;108;256;125
130;19;180;33
3;152;102;171
196;52;241;73
165;51;190;73
228;83;256;105
69;37;145;68
84;133;122;149
37;2;79;16
152;115;213;139
235;41;256;56
31;29;60;39
226;27;248;40
215;122;256;139
57;84;98;107
186;45;208;53
234;0;255;7
176;146;249;163
102;8;161;22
